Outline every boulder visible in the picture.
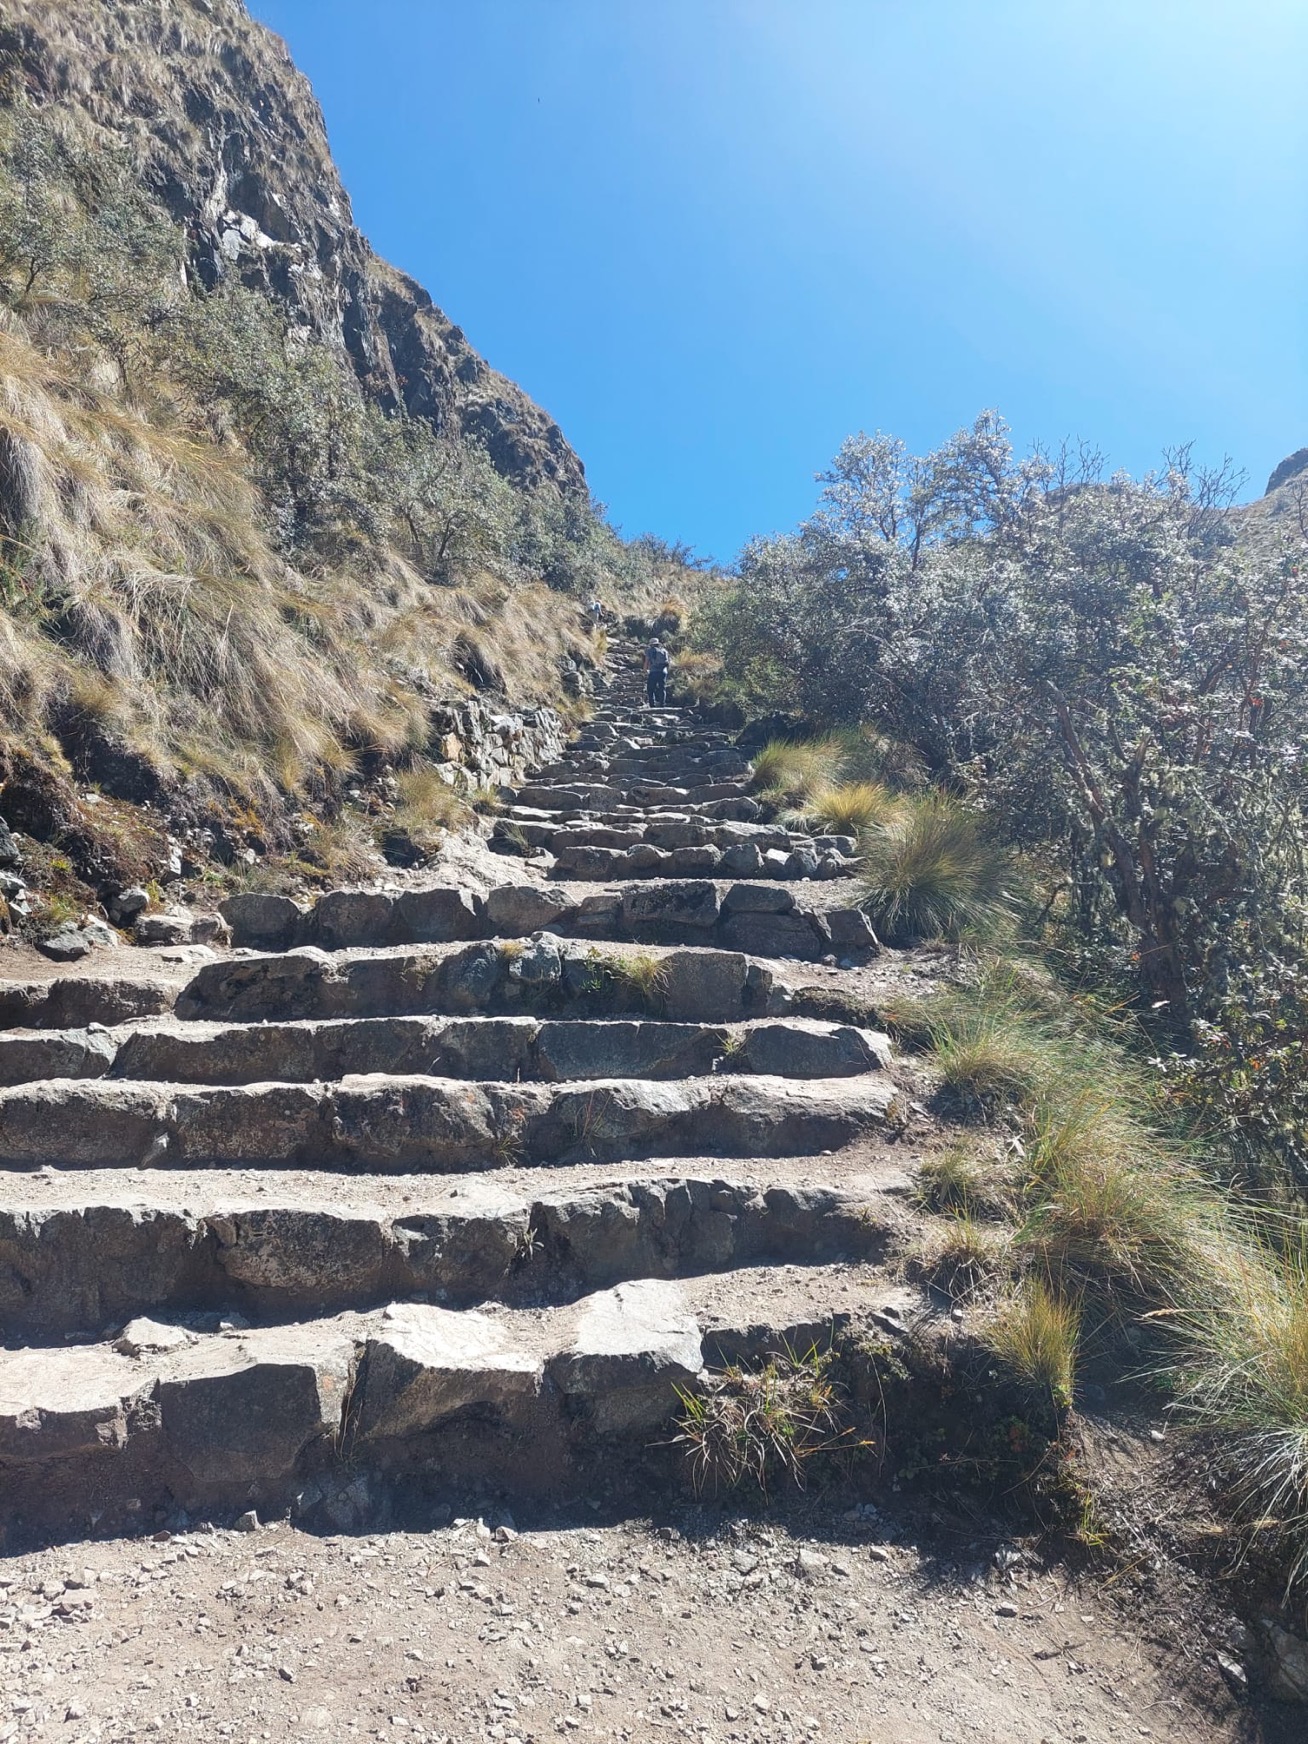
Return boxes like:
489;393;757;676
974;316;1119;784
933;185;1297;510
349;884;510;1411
37;926;94;962
0;816;21;869
438;943;507;1011
1260;1620;1308;1704
507;933;563;987
783;847;820;879
356;1304;541;1440
665;846;722;876
109;886;150;925
485;885;576;937
211;1208;390;1301
826;907;878;952
552;845;625;878
718;841;762;876
549;1280;703;1432
621;880;719;939
0;1346;133;1461
157;1329;353;1488
660;949;750;1022
741;1019;891;1078
392;1180;531;1300
311;889;395;951
0;1027;117;1086
644;821;707;850
570;893;624;936
113;1317;198;1358
394;886;485;944
720;910;827;960
721;882;796;915
533;1019;724;1081
219;892;306;952
622;843;667;873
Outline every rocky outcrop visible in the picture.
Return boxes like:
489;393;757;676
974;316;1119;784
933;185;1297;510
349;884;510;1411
0;0;583;492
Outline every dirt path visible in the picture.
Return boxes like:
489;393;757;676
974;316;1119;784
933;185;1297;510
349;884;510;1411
0;1505;1282;1744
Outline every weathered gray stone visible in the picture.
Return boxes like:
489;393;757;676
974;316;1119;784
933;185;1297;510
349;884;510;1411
720;909;827;960
394;886;484;944
38;926;94;962
114;1317;198;1358
552;844;627;878
718;841;762;876
570;893;624;937
741;1019;890;1078
721;882;796;915
157;1328;352;1488
665;846;722;876
439;943;506;1011
219;892;306;951
660;950;750;1022
0;1347;133;1461
356;1305;541;1440
1260;1621;1308;1704
622;843;667;873
0;1027;116;1086
392;1181;530;1299
485;885;576;937
312;889;395;951
550;1280;702;1432
533;1020;725;1081
826;907;878;952
644;821;707;850
0;1080;166;1168
508;934;563;986
211;1208;390;1300
135;909;229;948
621;880;719;938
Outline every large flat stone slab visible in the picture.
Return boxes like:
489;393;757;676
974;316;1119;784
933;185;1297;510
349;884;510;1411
549;1280;703;1432
355;1304;542;1440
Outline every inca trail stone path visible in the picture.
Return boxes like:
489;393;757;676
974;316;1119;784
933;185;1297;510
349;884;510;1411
0;640;1263;1742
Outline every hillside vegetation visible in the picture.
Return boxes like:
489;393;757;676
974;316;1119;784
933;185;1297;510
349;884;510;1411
696;416;1308;1585
0;2;698;907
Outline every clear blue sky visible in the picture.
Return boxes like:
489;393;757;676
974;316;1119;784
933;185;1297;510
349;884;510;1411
250;0;1307;561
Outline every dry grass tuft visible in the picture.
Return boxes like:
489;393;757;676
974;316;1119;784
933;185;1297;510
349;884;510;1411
983;1279;1081;1411
860;793;1012;944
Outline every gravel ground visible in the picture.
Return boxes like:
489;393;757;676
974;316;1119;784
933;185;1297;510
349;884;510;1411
0;1504;1274;1744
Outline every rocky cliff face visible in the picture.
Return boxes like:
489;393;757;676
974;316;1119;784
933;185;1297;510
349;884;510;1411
0;0;583;491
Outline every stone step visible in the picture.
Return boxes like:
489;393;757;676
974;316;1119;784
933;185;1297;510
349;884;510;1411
0;1165;907;1340
0;974;179;1032
220;868;864;953
548;841;854;881
0;1071;896;1172
0;1014;890;1088
0;1267;925;1532
177;938;784;1025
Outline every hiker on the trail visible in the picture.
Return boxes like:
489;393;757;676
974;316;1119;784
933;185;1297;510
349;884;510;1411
589;597;603;628
644;637;669;706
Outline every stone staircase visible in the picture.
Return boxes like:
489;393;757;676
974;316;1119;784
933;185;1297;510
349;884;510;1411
0;640;927;1541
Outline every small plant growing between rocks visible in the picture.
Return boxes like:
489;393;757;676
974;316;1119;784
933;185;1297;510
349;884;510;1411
670;1344;871;1497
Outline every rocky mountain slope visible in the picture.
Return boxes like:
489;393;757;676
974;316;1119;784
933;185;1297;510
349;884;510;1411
1;0;583;490
0;0;695;938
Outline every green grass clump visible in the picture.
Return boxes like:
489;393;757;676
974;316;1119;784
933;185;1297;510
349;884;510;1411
983;1279;1080;1411
671;1345;866;1496
1018;1092;1215;1302
801;779;897;839
860;793;1012;945
749;736;845;805
920;1211;1011;1300
1168;1236;1308;1590
917;1143;1015;1219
